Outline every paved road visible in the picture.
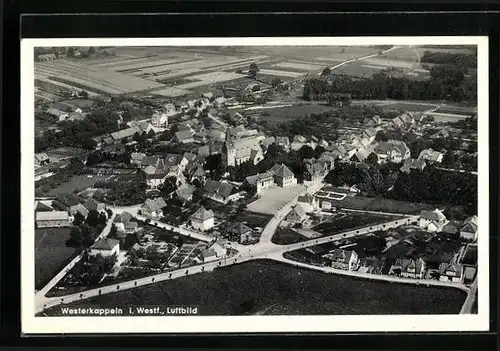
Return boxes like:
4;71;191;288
323;46;402;74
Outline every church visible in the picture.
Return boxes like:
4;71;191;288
223;133;264;167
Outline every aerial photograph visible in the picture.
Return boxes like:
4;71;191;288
32;43;479;318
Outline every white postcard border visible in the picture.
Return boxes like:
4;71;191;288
21;36;489;334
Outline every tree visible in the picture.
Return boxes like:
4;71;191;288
248;63;260;79
73;212;85;226
109;223;118;239
66;226;84;249
159;176;178;197
147;129;156;139
367;152;379;165
298;145;316;160
79;90;89;99
81;224;97;248
106;208;113;218
321;67;332;77
86;209;100;227
271;77;282;88
98;212;107;226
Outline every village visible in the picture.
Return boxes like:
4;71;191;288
33;45;479;315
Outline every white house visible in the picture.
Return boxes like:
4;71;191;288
439;262;464;283
296;193;319;213
245;172;275;194
460;216;478;241
151;111;169;128
89;238;120;257
324;249;359;271
141;197;167;218
419;209;447;232
190;207;215;231
418;148;444;163
35;211;70;228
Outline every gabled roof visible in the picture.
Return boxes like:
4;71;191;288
418;148;443;162
35;153;50;162
111;127;141;141
191;207;214;221
363;127;377;138
420;209;446;222
183;152;198;163
288;204;307;218
164;153;184;167
293;135;307;143
305;162;326;175
297;193;316;204
175;130;194;141
230;222;253;235
439;262;463;277
328;249;356;264
91;238;119;251
400;158;426;173
245;172;274;185
36;211;69;221
269;163;294;178
35;201;53;212
276;136;290;145
176;185;196;200
460;222;478;233
85;198;102;211
55;194;82;207
204;180;235;199
142;197;167;212
115;211;133;223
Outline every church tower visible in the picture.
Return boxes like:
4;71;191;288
224;132;236;167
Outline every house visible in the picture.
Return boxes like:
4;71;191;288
213;96;226;108
318;139;329;148
114;211;139;234
144;165;170;189
460;216;478;241
229;222;253;244
324;249;359;271
35;153;50;166
53;194;84;214
362;127;377;143
245;172;275;194
441;221;461;235
204;180;236;204
202;92;214;100
189;165;206;183
85;198;105;213
316;153;336;171
293;135;307;143
439;262;464;283
201;240;227;262
194;131;208;143
128;121;155;134
175;130;195;144
276;136;290;150
67;112;87;122
190;207;215;231
286;204;307;223
363;115;382;126
47;108;69;122
304;161;328;182
110;127;142;144
269;163;297;188
103;143;127;156
330;145;347;159
297;193;320;213
207;129;226;141
89;238;120;257
35;201;53;212
130;152;147;167
141;197;167;218
36;53;58;61
400;158;426;173
418;149;444;163
260;136;276;150
391;113;414;128
176;185;196;202
224;135;263;166
151;111;169;128
35;211;70;228
419;209;447;232
399;258;426;279
373;140;411;163
320;200;333;211
164;103;177;116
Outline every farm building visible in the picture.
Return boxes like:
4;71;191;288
35;211;70;228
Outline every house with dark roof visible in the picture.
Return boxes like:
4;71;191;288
175;130;195;144
439;262;464;283
85;198;105;213
111;127;142;143
190;207;215;231
286;204;307;223
362;127;378;143
229;222;253;244
390;258;426;279
323;249;359;271
53;194;83;214
269;163;297;188
188;165;206;183
114;211;139;233
204;180;237;204
304;161;328;182
419;209;447;232
90;238;120;257
141;197;167;218
297;193;320;213
374;140;411;163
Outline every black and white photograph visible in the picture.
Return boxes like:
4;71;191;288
21;37;489;334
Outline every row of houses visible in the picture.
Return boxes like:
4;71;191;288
35;196;106;228
418;209;478;241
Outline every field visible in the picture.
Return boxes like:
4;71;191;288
35;228;76;289
43;260;466;316
381;101;439;112
45;174;112;197
35;60;166;95
312;213;396;236
246;103;336;122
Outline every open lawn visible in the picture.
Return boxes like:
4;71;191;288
45;174;112;197
35;227;76;289
249;103;336;122
233;211;273;229
381;101;439;112
247;185;306;215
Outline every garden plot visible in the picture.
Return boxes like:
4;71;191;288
273;61;325;71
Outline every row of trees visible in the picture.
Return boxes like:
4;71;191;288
303;67;477;103
65;209;108;249
94;172;148;206
420;51;477;68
